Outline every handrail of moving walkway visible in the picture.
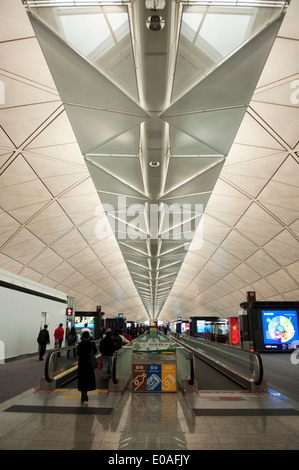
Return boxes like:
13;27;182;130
44;340;101;383
254;351;264;386
172;333;264;388
188;353;195;386
112;350;118;384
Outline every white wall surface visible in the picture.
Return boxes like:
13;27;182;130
0;269;67;359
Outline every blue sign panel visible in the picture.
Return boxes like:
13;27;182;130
147;364;161;391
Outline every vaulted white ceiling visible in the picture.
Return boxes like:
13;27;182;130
0;0;298;323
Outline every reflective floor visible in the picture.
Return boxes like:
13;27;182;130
1;386;299;450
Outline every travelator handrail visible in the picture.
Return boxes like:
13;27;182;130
44;339;102;384
44;335;195;389
170;333;264;389
189;352;195;386
112;336;195;388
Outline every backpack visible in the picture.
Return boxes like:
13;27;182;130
113;335;122;349
67;333;74;346
37;329;48;344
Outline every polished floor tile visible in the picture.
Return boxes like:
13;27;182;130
1;387;299;450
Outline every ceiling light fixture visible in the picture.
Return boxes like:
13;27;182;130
146;14;165;31
149;161;160;167
145;0;166;9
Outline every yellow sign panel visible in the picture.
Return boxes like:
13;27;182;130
161;364;176;392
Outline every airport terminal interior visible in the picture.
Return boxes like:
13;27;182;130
1;0;299;452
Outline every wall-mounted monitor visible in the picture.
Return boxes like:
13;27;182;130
262;310;299;350
196;320;212;335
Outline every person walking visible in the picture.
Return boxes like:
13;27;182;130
37;325;50;360
54;323;64;348
99;331;121;380
67;326;77;358
77;330;97;402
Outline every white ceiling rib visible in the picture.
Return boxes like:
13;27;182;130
0;0;298;323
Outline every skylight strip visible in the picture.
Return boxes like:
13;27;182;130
24;1;131;8
179;1;288;8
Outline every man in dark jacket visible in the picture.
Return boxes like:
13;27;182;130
37;325;50;360
100;331;121;380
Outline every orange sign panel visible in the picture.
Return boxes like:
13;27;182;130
161;364;176;392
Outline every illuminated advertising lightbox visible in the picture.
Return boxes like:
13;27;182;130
196;320;205;334
262;310;299;350
181;322;190;334
196;320;212;334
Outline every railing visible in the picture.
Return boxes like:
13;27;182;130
112;344;133;385
175;346;195;387
44;339;102;386
111;332;195;390
171;334;264;389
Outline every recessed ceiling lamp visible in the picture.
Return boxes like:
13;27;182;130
146;14;165;31
149;161;160;167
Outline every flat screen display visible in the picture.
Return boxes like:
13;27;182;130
196;320;212;334
262;310;299;350
74;323;94;329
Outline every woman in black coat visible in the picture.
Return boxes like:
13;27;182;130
77;330;97;402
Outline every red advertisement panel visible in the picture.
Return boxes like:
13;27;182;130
229;317;240;345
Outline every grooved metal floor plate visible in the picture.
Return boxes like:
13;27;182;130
193;408;299;416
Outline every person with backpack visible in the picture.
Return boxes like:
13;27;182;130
67;326;77;358
37;325;50;360
113;329;123;349
99;331;121;380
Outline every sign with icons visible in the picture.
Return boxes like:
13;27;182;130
132;360;176;392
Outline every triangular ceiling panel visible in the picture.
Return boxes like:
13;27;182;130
24;110;78;150
29;4;139;102
251;102;299;148
163;159;225;198
165;17;284;115
252;79;298;107
86;155;145;195
85;157;145;199
88;126;140;156
0;73;58;108
163;156;224;195
169;126;222;156
234;111;287;150
172;3;283;102
160;193;212;214
0;102;60;148
28;13;146;117
65;104;147;156
161;107;246;157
